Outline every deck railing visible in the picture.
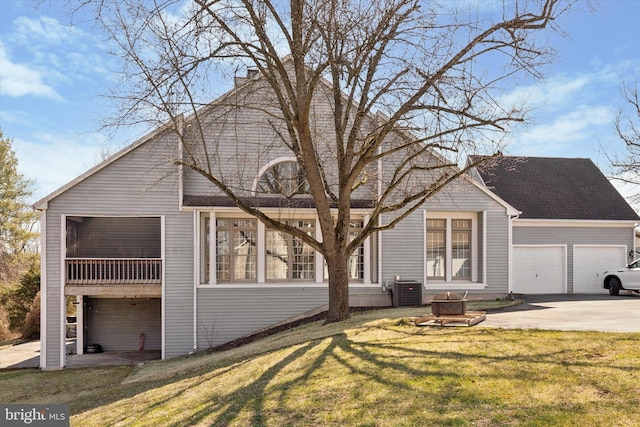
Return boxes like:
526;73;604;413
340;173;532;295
66;258;162;285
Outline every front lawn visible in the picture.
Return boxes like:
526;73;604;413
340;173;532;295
1;306;639;426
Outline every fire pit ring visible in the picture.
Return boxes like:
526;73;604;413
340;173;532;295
431;291;467;316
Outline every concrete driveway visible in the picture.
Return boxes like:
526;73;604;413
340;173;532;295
481;293;640;333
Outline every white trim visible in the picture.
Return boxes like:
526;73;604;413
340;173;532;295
514;219;638;227
209;212;217;285
507;214;514;293
363;215;371;285
463;175;520;217
420;282;488;290
161;215;166;360
39;210;47;368
315;217;324;283
197;282;380;290
251;156;298;195
378;212;383;287
423;211;479;287
257;219;266;283
76;295;83;355
482;211;488;287
60;215;66;368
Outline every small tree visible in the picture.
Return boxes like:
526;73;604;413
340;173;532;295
0;129;39;338
71;0;575;322
0;129;39;283
0;264;40;334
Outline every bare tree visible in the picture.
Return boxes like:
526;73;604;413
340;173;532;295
68;0;574;322
610;76;640;205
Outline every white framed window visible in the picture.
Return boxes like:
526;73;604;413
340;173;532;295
322;220;366;281
216;218;257;282
425;212;478;283
266;219;315;280
198;212;372;286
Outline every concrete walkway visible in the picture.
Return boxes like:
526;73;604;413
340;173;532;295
0;340;160;370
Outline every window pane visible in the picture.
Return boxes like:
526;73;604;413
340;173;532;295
452;219;471;229
348;224;364;280
426;229;445;278
233;230;256;279
266;230;288;280
202;216;210;283
257;161;310;197
427;219;446;229
216;218;257;282
452;230;470;279
292;237;314;279
216;230;230;280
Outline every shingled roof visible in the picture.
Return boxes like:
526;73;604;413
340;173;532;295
474;156;640;221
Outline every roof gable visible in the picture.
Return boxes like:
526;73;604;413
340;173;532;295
475;156;640;221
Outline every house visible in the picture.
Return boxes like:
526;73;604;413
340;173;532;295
34;71;638;370
473;156;640;294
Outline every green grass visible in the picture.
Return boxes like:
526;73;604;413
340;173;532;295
2;303;640;426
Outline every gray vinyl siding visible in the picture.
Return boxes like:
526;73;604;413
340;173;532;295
196;287;327;348
85;298;161;351
42;210;63;368
182;79;378;201
195;285;386;349
381;179;511;294
42;133;195;366
513;225;635;293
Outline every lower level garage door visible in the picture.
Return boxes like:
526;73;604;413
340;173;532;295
513;246;565;294
85;297;161;351
573;246;627;293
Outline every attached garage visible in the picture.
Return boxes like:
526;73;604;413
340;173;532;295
513;245;566;294
573;245;627;293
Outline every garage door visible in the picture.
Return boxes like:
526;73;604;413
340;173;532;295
513;246;565;294
574;246;627;293
85;298;161;351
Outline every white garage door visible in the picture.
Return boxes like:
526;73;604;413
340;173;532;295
513;246;565;294
574;246;627;293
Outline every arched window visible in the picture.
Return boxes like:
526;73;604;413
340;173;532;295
256;160;310;198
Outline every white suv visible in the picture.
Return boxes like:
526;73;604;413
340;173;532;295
603;259;640;295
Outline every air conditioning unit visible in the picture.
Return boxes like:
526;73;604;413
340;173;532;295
392;280;423;307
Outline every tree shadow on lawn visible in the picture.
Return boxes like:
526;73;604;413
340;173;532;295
104;328;637;426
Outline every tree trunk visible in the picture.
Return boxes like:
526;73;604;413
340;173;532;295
325;252;350;323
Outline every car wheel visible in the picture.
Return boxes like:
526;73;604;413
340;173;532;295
609;277;621;296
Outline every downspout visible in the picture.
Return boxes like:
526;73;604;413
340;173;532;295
60;215;66;368
192;210;199;353
507;212;521;293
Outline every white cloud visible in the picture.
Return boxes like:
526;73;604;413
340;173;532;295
508;105;615;157
0;40;63;99
12;133;108;203
11;16;80;46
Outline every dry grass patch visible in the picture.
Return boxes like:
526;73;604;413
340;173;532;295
2;304;639;426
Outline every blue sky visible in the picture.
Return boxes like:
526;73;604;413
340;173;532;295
1;0;639;208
